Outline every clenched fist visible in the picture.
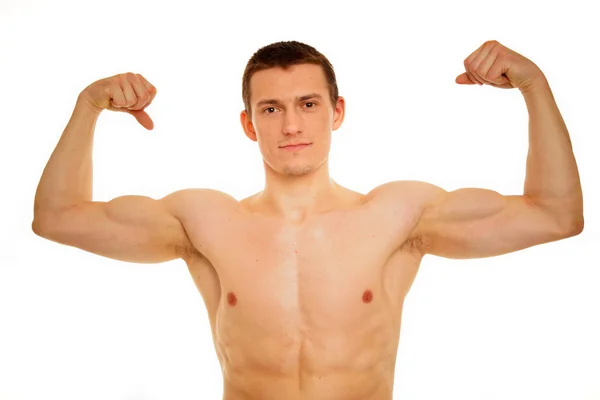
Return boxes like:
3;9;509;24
79;73;157;130
455;40;545;93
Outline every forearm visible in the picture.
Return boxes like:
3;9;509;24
33;95;101;218
522;75;584;230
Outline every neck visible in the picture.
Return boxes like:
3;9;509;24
256;160;343;222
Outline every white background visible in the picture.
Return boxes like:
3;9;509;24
1;1;598;399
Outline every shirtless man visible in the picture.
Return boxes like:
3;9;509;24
32;40;583;399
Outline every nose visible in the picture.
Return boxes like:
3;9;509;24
282;109;303;135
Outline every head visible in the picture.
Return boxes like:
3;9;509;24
240;41;345;177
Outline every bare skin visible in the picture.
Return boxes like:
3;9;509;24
32;41;583;399
178;183;426;400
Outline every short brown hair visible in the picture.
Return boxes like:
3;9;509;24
242;41;339;118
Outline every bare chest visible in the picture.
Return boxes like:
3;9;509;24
186;205;423;333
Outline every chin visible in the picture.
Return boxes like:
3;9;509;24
282;164;314;176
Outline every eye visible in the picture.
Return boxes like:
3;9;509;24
304;102;315;108
263;107;277;114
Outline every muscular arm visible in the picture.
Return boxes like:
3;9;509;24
375;76;583;259
412;183;577;259
32;191;197;264
420;76;583;259
373;180;581;260
31;93;203;264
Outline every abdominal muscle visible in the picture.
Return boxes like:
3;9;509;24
216;307;401;400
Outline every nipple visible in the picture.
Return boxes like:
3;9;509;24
362;289;373;303
227;292;237;306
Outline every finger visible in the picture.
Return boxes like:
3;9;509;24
125;73;150;110
136;74;157;108
463;45;485;85
455;72;476;85
120;73;139;108
107;83;127;108
129;109;154;130
476;48;501;85
467;71;484;86
470;42;497;84
485;53;512;87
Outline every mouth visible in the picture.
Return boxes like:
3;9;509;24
280;143;312;151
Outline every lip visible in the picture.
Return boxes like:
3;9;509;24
280;143;311;151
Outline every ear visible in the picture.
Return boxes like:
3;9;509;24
240;109;257;142
332;96;345;131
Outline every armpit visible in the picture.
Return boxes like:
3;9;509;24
399;230;431;255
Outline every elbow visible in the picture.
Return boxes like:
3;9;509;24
32;218;47;237
32;213;57;238
571;218;584;236
32;220;40;235
561;216;584;237
33;205;75;237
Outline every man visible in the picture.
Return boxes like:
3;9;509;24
32;40;583;399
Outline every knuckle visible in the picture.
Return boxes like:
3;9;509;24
135;73;156;96
110;78;122;89
107;85;120;99
135;97;149;108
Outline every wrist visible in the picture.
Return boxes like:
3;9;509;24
75;93;103;117
519;72;550;97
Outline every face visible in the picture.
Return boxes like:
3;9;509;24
240;64;345;177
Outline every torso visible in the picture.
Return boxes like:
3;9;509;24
177;182;429;400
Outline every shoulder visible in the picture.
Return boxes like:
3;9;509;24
161;188;243;232
364;180;449;253
365;180;447;212
163;188;241;211
160;188;243;261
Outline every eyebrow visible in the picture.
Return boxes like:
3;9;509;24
256;93;323;108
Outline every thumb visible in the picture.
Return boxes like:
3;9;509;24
455;72;476;85
128;109;154;130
